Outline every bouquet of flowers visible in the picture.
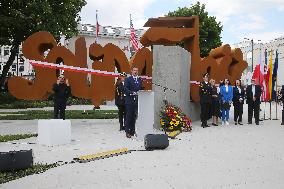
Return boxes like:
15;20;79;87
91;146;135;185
160;101;192;132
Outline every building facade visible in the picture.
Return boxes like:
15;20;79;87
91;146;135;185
232;37;284;85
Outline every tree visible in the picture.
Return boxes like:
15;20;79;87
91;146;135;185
0;0;87;88
167;2;223;58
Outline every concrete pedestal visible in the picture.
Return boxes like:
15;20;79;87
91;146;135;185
136;91;154;140
37;119;71;146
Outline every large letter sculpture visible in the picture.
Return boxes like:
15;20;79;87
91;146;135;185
8;16;246;104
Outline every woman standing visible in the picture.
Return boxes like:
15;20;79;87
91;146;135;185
220;78;233;125
210;79;220;126
233;80;245;125
115;72;127;131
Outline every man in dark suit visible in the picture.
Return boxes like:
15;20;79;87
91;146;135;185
199;73;212;128
53;75;71;120
124;66;142;138
246;78;262;125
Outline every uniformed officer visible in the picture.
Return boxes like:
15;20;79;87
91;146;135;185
115;72;127;131
199;73;212;128
124;66;142;138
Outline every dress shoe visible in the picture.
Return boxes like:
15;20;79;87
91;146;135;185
126;133;131;138
256;123;259;125
281;122;284;125
212;123;218;126
248;122;252;124
238;122;243;125
235;122;237;125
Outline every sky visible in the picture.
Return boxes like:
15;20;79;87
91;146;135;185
80;0;284;44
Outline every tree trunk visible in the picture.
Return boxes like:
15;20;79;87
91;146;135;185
0;40;20;88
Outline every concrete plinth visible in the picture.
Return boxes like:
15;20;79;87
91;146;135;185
37;119;71;146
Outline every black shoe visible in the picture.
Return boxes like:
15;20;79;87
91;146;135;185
235;122;237;125
248;122;252;124
281;122;284;125
256;123;259;125
212;123;218;126
238;122;243;125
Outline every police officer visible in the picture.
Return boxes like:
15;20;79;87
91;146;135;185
52;75;71;120
124;66;142;138
199;73;212;128
115;72;127;131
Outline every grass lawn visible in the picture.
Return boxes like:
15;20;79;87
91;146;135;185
0;134;38;142
0;110;118;120
0;163;59;184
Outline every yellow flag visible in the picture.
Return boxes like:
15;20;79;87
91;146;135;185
268;51;273;100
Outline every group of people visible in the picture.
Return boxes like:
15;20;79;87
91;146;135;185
199;73;262;128
52;66;142;139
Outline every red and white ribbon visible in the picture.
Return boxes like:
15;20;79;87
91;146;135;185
28;60;152;80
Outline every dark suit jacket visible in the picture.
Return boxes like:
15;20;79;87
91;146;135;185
115;82;125;106
246;85;262;104
233;86;245;105
124;76;142;105
53;83;71;108
199;81;212;104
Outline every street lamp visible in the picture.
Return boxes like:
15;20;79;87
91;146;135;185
244;38;262;72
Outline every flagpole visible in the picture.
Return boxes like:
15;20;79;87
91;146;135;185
275;76;278;120
129;14;132;59
96;10;99;43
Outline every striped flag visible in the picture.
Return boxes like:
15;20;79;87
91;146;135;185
272;50;279;100
130;14;140;52
96;10;99;43
268;51;273;100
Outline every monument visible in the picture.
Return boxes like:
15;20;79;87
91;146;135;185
6;16;248;128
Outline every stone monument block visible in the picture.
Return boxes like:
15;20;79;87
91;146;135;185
153;45;200;129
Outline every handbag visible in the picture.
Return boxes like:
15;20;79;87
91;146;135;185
221;101;231;109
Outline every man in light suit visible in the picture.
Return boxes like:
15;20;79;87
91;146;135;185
124;66;143;138
246;78;262;125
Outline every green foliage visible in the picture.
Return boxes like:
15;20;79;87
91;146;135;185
0;163;58;184
0;0;87;45
167;2;223;57
0;133;37;142
0;110;118;120
0;92;92;109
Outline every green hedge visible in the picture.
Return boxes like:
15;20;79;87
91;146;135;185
0;134;38;142
0;163;58;184
0;92;92;109
0;110;118;120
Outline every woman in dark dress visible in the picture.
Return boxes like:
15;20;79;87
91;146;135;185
233;79;245;125
210;79;220;126
115;72;127;131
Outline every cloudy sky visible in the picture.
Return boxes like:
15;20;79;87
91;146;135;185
80;0;284;44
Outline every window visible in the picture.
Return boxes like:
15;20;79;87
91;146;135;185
19;66;24;72
4;48;9;56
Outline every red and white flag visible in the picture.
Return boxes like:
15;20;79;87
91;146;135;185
252;49;266;101
130;14;140;52
96;10;99;43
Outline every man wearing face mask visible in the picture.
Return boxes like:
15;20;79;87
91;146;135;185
246;78;262;125
199;73;212;128
124;66;143;138
53;75;71;120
